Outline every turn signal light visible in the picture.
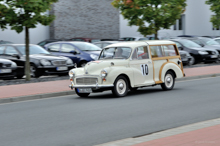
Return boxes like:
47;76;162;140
103;79;106;81
70;79;73;81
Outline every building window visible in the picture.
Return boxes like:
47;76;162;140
173;15;184;30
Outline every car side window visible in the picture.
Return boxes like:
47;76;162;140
150;46;163;57
137;46;149;59
162;45;177;56
5;46;18;55
0;46;5;54
47;44;60;52
61;44;77;53
131;49;138;60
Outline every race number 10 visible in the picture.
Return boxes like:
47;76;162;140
140;64;148;75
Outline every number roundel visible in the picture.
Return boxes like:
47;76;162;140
141;64;148;75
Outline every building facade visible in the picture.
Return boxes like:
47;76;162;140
50;0;119;40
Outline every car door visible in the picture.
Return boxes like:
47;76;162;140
2;46;24;67
59;43;81;64
129;46;154;86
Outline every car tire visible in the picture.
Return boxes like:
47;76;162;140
161;71;175;91
130;87;138;91
75;88;90;97
189;56;196;65
79;61;87;67
30;64;41;78
112;76;128;97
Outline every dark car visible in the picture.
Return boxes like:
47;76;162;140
0;58;17;79
44;41;102;67
0;44;74;78
119;37;148;41
37;39;64;48
184;37;220;58
171;39;219;65
93;41;121;48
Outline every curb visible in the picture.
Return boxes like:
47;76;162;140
1;73;220;104
0;90;75;104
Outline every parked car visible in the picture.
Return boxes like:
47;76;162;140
202;36;220;39
119;37;148;41
177;35;198;38
37;39;64;48
69;40;185;97
44;41;102;67
0;44;74;78
184;37;220;60
0;58;17;79
93;41;121;48
0;40;13;44
171;39;219;65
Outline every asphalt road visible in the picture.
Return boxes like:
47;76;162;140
0;77;220;146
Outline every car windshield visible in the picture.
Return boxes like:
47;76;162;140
16;45;50;55
200;38;219;45
72;42;102;51
99;47;132;60
179;39;201;48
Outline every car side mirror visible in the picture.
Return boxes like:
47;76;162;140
178;47;183;50
70;50;77;55
12;54;20;59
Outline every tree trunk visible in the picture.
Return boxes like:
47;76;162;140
25;27;31;81
155;31;158;40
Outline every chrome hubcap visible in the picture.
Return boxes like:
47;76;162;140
165;74;173;88
116;79;126;95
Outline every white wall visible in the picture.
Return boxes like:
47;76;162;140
0;24;49;44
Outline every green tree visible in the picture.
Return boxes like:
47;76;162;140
206;0;220;29
112;0;187;39
0;0;57;81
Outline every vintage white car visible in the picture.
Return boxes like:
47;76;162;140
69;40;185;97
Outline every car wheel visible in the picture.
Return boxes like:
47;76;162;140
161;71;175;91
79;61;87;67
75;88;90;97
112;76;128;97
30;64;41;78
189;56;196;65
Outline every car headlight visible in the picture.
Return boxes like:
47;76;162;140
69;70;75;78
100;69;107;79
11;62;17;67
90;54;98;60
40;59;52;66
198;51;208;55
67;58;73;65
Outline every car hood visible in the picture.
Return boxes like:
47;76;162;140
83;60;128;75
207;45;220;50
29;54;67;61
0;58;14;64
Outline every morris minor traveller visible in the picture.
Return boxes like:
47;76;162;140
69;40;185;97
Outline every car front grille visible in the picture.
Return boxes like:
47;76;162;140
51;60;66;66
76;77;98;85
207;51;216;55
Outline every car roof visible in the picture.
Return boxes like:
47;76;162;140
94;41;121;44
105;40;176;48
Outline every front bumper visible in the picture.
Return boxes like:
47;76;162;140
69;81;113;89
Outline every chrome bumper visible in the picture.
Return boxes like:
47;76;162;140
69;81;114;89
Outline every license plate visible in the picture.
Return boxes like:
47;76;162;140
211;55;218;58
77;88;92;93
0;69;12;73
56;66;68;71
